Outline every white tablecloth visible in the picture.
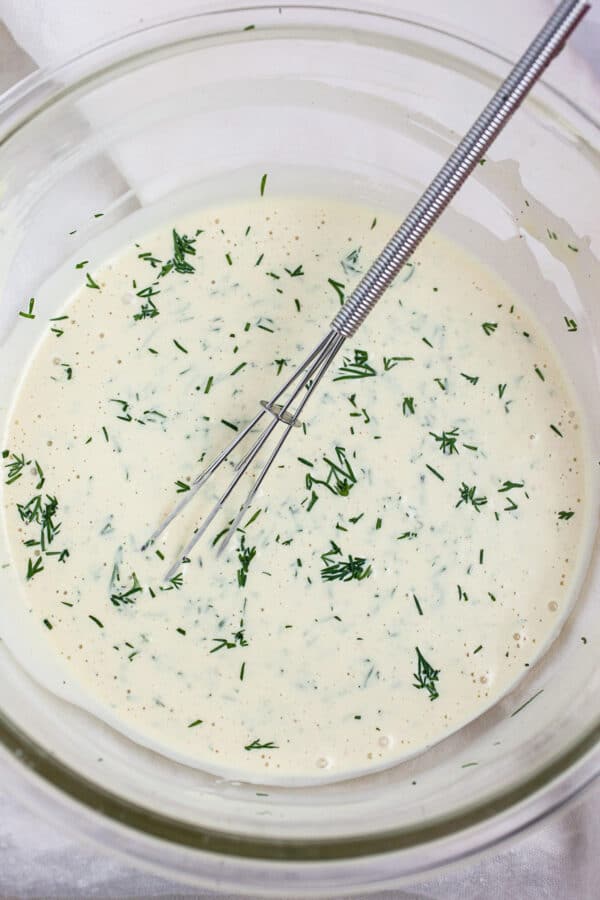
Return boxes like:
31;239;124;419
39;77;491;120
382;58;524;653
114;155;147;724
0;1;598;897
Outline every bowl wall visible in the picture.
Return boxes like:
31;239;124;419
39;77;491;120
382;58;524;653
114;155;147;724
0;6;598;894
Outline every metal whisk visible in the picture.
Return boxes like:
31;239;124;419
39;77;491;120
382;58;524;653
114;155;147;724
145;0;589;578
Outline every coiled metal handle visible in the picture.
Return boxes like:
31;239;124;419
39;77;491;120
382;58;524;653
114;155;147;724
331;0;590;339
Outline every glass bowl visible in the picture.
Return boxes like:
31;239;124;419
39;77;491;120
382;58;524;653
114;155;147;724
0;4;598;895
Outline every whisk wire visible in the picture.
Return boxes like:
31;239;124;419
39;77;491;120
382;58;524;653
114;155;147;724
143;0;589;576
161;330;344;579
231;331;340;476
216;331;345;557
142;330;337;552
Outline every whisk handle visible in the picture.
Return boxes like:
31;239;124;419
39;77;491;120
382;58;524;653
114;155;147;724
331;0;590;339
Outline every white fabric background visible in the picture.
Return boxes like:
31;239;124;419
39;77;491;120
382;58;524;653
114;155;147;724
0;1;598;897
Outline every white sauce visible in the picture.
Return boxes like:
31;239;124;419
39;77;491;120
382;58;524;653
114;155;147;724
1;195;588;784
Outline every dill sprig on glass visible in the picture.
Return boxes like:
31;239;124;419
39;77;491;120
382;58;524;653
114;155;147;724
18;298;36;320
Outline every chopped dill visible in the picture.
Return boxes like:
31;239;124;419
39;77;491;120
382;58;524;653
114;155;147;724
413;647;440;701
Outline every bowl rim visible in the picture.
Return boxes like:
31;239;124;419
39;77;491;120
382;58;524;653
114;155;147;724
0;1;598;882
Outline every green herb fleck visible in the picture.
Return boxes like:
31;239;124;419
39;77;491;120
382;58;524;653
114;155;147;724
305;446;357;498
402;397;415;416
413;647;440;701
328;278;345;304
430;427;459;455
170;229;196;274
383;355;413;371
341;248;362;275
320;542;372;582
211;620;248;653
133;298;159;321
456;483;487;512
237;535;256;588
85;272;100;290
510;689;543;717
19;297;36;320
244;508;262;528
285;264;304;278
498;480;524;493
164;573;184;592
110;572;142;608
26;556;44;580
334;348;376;381
4;452;30;485
245;738;278;751
564;317;578;332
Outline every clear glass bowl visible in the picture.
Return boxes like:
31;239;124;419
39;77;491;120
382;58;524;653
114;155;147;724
0;5;598;895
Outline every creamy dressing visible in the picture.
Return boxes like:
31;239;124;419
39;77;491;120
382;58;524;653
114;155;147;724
1;195;588;784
